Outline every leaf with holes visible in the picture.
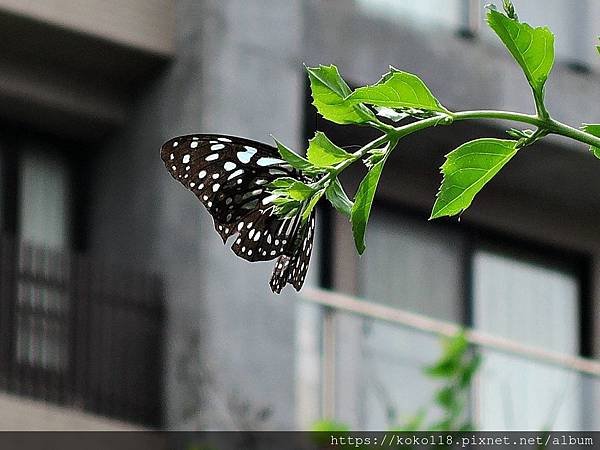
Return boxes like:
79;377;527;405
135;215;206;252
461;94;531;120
351;155;388;254
431;138;518;219
307;132;353;168
582;124;600;159
160;134;315;294
306;64;376;125
348;67;450;115
487;7;554;98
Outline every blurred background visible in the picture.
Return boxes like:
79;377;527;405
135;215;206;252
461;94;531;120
0;0;599;431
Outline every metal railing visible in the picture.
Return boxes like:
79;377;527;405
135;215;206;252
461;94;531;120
0;234;164;427
301;287;600;429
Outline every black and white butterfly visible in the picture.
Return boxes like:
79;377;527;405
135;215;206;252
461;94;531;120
160;134;315;293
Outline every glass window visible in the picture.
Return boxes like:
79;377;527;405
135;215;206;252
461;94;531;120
356;0;593;68
356;0;464;30
480;0;591;68
328;212;467;427
15;141;71;372
473;250;582;429
360;211;465;322
19;146;70;249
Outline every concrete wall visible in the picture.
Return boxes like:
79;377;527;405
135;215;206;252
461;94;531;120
91;0;310;430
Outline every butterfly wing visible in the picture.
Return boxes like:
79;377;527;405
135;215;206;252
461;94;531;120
161;134;315;293
270;211;315;293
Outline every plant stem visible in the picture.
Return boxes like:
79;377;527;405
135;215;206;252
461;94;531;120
390;110;600;150
311;134;391;190
546;119;600;150
453;110;544;127
312;108;600;193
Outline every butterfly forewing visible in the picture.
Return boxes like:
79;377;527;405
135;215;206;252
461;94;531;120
161;135;295;241
161;133;316;291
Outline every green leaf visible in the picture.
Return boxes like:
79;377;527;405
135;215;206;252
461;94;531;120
425;358;459;378
502;0;518;20
486;7;554;98
582;124;600;159
351;155;388;254
306;65;376;125
307;132;353;168
458;353;482;388
302;189;324;222
286;181;315;202
312;420;349;433
435;386;457;410
269;177;297;189
325;178;353;218
269;179;315;217
431;138;518;219
272;137;319;174
348;67;449;114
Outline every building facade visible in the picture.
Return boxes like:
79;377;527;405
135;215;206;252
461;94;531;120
0;0;599;430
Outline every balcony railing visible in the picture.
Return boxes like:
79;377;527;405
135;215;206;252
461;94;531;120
301;288;600;430
0;234;164;427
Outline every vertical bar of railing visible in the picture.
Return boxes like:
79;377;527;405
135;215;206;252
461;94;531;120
151;274;165;428
67;251;80;407
0;235;15;389
78;255;92;412
321;306;336;419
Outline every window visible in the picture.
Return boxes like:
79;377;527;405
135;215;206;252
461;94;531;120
479;0;591;69
0;133;75;373
324;205;589;429
18;146;71;249
356;0;594;69
356;0;464;30
473;249;583;429
322;211;468;428
360;211;466;322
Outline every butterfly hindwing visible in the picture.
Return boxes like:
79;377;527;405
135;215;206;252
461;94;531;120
161;133;316;292
270;212;315;293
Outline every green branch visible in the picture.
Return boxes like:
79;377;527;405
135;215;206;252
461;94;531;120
281;1;600;254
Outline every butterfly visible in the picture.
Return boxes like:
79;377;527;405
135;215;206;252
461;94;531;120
160;134;315;293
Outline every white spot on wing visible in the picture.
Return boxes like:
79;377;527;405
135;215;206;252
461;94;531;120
237;146;257;164
262;194;278;205
257;157;284;166
206;153;219;161
182;154;190;164
191;142;198;149
211;144;225;151
199;170;207;178
228;169;244;180
224;162;237;171
218;137;232;142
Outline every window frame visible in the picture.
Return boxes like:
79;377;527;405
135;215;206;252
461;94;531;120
0;124;93;382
